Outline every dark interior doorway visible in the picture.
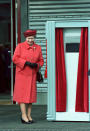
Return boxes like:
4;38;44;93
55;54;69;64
0;1;11;102
0;0;19;104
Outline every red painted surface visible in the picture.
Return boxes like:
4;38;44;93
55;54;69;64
12;0;16;104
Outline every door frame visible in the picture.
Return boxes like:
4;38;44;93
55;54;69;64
46;20;90;121
11;0;21;103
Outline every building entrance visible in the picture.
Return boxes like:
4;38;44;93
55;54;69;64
0;0;17;105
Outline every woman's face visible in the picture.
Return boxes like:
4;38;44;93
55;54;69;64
26;36;34;45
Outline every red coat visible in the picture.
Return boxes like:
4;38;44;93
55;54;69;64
12;41;44;103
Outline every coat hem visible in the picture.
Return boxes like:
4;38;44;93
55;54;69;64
13;100;37;104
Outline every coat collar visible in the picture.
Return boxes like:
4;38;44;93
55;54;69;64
24;41;37;50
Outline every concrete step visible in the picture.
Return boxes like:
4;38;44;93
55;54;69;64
0;99;12;105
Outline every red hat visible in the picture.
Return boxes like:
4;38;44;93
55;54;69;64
23;29;36;37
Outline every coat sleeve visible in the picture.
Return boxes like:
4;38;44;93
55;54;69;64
12;44;26;69
37;46;44;70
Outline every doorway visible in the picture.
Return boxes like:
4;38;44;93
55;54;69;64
0;1;11;104
0;0;17;105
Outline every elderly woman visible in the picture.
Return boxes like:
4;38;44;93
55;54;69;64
12;30;44;124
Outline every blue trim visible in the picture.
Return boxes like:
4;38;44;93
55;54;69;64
56;21;88;28
47;21;56;120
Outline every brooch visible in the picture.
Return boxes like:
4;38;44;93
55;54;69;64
33;46;36;50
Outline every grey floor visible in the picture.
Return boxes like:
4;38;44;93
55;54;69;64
0;105;90;131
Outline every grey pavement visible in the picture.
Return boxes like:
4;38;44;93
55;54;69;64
0;105;90;131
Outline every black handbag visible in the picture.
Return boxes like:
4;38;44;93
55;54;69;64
36;71;43;82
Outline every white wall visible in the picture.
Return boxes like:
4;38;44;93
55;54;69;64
63;28;81;112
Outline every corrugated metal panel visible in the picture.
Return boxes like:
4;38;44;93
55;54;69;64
28;0;90;88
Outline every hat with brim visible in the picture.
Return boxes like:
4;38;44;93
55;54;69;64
23;29;36;37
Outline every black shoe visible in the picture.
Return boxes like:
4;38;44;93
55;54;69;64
21;118;31;124
29;119;35;123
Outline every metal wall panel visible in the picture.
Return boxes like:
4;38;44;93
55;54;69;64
28;0;90;88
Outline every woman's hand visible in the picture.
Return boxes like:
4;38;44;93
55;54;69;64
32;63;38;68
25;61;38;68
